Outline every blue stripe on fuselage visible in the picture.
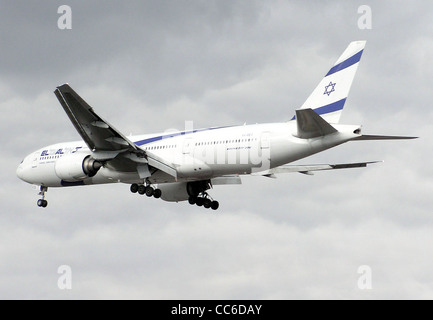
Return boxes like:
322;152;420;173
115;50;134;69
134;126;233;146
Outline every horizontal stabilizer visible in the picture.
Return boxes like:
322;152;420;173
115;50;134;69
252;161;380;176
295;108;338;139
353;135;418;141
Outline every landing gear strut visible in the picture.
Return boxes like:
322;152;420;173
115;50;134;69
130;183;162;199
37;186;48;208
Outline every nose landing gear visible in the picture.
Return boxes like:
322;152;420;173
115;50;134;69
37;186;48;208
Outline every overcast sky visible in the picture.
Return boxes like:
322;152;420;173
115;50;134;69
1;0;432;299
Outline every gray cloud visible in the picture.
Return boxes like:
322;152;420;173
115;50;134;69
1;0;432;299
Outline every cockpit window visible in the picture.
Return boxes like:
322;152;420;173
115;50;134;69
20;159;24;164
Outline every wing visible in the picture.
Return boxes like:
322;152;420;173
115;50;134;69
54;84;138;154
54;84;177;178
252;161;381;177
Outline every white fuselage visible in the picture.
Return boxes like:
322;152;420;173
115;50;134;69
17;42;415;209
16;121;359;188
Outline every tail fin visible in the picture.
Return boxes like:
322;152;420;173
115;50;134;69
294;41;366;124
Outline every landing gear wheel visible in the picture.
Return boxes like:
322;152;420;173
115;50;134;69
191;191;219;211
188;196;197;205
36;186;48;208
130;183;139;193
133;183;160;199
203;198;212;209
211;201;219;210
153;189;162;199
138;185;146;195
196;197;204;207
37;199;48;208
145;186;154;197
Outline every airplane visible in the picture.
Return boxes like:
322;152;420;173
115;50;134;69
16;40;416;210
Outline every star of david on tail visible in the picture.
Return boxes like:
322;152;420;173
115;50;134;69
324;82;336;96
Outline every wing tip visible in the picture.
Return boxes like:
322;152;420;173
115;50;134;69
55;83;71;91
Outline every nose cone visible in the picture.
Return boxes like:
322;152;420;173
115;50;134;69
17;156;32;183
16;163;25;181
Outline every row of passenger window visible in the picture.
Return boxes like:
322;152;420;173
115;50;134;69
40;155;62;160
195;138;258;146
143;138;258;151
143;145;176;151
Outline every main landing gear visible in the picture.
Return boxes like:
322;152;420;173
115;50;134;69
188;192;219;211
37;186;48;208
130;183;162;199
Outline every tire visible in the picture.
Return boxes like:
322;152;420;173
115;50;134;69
145;186;154;197
138;185;146;195
38;199;48;208
130;184;139;193
211;201;219;210
203;199;212;209
153;189;162;198
196;197;204;207
188;196;196;205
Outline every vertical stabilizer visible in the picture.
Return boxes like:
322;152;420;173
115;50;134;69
294;41;366;124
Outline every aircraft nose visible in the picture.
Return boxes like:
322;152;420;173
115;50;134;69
16;163;25;181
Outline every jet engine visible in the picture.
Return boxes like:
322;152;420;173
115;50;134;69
55;153;102;182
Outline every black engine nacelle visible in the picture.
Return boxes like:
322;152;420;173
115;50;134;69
55;153;102;182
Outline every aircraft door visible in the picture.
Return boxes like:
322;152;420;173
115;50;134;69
182;138;194;155
31;152;39;168
260;132;271;165
260;132;270;149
